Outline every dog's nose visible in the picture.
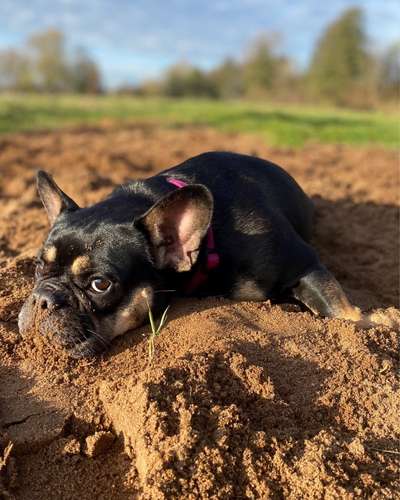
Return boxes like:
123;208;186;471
32;288;67;312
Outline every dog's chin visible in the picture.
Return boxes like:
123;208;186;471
18;295;108;359
40;314;108;359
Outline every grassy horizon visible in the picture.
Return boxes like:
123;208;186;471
0;93;398;148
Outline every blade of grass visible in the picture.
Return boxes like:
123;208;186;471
147;299;156;334
156;306;170;335
146;297;169;364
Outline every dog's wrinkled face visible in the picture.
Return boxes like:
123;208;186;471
18;171;213;358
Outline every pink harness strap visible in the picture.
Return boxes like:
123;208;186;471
166;177;220;293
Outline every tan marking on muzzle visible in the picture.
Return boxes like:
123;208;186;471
43;245;57;263
71;255;91;275
233;279;265;301
111;286;154;338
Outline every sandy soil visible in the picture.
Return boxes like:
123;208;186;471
0;125;399;499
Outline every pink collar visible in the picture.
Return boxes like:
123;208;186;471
166;177;220;294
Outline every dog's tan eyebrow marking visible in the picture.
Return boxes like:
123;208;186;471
43;245;57;263
71;255;91;275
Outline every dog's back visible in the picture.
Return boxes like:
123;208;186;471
154;151;317;297
160;151;314;243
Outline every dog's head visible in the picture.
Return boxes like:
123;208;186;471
18;171;213;358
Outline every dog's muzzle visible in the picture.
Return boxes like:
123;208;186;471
19;278;107;358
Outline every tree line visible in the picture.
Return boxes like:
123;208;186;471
0;30;102;93
0;8;398;107
136;8;399;107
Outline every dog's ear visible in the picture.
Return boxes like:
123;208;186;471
136;184;213;272
36;170;79;225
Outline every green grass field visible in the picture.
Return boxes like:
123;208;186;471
0;94;398;148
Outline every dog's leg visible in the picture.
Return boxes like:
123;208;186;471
292;266;362;321
292;266;397;329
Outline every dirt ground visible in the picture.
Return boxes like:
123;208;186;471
0;125;399;499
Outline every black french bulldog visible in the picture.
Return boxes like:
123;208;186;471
18;151;387;357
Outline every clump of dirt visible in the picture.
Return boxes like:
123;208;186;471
85;431;115;458
0;125;399;498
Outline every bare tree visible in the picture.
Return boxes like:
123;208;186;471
0;49;34;91
377;42;400;100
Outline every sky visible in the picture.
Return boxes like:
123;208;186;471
0;0;399;88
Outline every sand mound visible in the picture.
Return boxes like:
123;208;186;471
0;125;399;498
99;300;399;499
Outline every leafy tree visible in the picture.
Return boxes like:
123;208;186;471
28;29;71;92
70;48;102;93
242;34;283;96
210;57;244;98
163;63;218;98
308;8;369;104
134;79;163;96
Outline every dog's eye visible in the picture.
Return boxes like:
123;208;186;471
90;278;112;293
